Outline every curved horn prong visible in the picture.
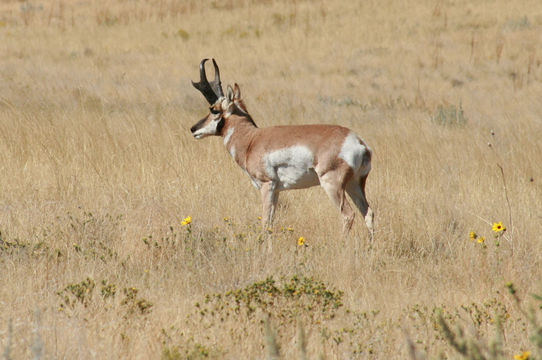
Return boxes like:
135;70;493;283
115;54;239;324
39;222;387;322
192;59;219;104
211;59;224;98
198;58;209;83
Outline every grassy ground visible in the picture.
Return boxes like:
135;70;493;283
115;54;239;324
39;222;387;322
1;0;542;358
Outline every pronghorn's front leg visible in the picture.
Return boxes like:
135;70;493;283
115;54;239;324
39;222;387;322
260;181;279;228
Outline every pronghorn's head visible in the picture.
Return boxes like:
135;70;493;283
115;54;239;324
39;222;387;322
190;59;246;139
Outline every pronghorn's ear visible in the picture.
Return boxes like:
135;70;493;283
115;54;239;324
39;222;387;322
233;83;241;100
227;85;234;102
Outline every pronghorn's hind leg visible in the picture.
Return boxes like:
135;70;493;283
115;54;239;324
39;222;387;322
318;172;355;234
346;175;374;240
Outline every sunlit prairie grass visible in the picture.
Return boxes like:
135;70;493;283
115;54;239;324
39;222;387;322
1;0;542;358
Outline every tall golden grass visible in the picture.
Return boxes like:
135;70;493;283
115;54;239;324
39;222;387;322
1;0;542;358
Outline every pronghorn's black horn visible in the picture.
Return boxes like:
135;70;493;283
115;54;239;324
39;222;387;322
191;58;224;105
210;59;224;99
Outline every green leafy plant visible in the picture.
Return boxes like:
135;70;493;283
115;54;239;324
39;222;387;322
432;102;467;127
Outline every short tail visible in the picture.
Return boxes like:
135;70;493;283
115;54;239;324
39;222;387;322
360;143;372;177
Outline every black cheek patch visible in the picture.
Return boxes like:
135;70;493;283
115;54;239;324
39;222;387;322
216;118;225;135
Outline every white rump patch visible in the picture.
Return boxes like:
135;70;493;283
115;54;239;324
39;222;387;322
229;145;236;160
339;132;370;174
264;146;319;190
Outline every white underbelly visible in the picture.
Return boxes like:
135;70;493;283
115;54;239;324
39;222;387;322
276;166;319;190
264;145;320;191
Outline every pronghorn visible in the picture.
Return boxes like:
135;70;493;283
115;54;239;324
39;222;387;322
190;59;374;237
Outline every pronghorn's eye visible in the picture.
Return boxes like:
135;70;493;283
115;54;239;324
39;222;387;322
210;108;220;115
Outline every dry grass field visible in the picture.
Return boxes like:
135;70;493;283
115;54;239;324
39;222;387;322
1;0;542;358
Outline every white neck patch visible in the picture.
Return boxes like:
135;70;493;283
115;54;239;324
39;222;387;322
224;127;235;146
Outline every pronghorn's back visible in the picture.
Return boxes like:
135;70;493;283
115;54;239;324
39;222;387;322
245;124;371;191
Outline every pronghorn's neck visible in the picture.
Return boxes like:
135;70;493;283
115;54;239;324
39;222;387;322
221;113;258;169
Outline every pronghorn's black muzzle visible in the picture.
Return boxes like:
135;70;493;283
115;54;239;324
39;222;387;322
190;116;207;134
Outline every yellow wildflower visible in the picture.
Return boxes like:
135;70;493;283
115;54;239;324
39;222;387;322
469;231;477;241
297;237;305;247
181;216;192;226
492;221;506;233
477;236;485;244
514;351;531;360
287;226;294;232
